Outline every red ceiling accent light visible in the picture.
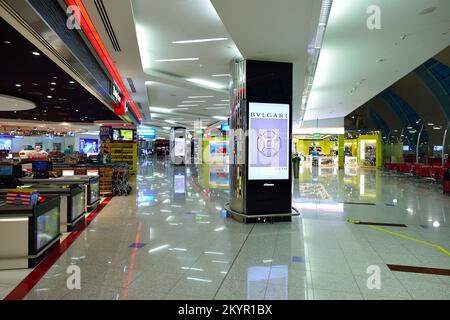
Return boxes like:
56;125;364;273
64;0;142;123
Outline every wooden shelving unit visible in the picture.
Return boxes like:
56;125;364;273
99;168;113;196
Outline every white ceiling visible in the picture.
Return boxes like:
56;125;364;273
0;94;36;111
82;0;239;135
305;0;450;121
81;0;449;133
211;0;322;130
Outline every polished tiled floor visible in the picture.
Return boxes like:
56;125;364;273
4;158;450;300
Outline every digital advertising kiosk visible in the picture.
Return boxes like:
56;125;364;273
226;59;299;223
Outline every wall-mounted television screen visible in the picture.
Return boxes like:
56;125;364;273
79;138;99;154
113;129;134;141
0;136;12;151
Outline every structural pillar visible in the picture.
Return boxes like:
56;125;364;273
228;59;297;223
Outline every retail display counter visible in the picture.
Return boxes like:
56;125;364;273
0;195;61;270
20;175;99;212
0;185;86;232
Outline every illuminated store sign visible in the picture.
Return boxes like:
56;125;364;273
248;102;289;180
112;83;122;104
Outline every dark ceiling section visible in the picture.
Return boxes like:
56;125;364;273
0;17;120;123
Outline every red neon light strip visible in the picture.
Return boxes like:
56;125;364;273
4;197;113;300
120;221;142;299
65;0;142;122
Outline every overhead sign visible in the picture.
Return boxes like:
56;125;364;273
248;102;290;180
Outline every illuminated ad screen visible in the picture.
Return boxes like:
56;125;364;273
113;129;134;141
248;102;289;180
79;138;99;154
174;138;185;156
174;174;185;194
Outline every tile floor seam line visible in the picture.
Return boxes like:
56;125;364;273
336;233;364;300
211;223;256;300
263;225;283;299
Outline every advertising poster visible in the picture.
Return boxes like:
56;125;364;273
210;141;229;163
174;138;185;156
248;102;289;180
99;126;112;143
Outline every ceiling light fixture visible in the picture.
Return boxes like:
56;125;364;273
188;96;214;99
213;116;228;120
50;82;56;85
172;38;228;44
186;78;224;89
150;107;172;113
155;58;199;62
177;104;198;107
47;95;53;98
69;81;75;84
32;51;40;56
205;107;225;110
211;74;231;77
213;104;228;106
15;84;21;87
4;40;11;44
182;101;204;103
176;108;189;111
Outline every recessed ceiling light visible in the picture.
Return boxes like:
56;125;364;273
53;76;57;79
186;78;224;89
4;40;11;44
211;74;231;77
221;99;230;102
33;117;37;120
177;104;198;107
213;104;228;106
47;95;53;98
427;122;434;126
69;81;75;84
50;82;56;85
155;58;199;62
176;108;189;111
182;101;204;103
32;51;40;56
172;38;228;44
15;84;21;87
33;83;38;86
213;116;228;120
205;107;225;110
188;96;214;99
75;109;79;112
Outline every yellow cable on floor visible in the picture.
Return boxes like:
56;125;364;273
367;225;450;258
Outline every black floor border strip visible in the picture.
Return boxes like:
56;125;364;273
387;264;450;276
357;222;408;227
